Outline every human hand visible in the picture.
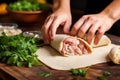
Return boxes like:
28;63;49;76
41;9;72;44
70;13;114;45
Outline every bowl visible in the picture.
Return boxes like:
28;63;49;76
7;9;50;23
23;31;42;39
0;23;22;36
7;0;51;23
0;23;18;28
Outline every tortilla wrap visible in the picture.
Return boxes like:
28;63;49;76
50;34;93;56
35;34;117;70
50;34;111;56
36;44;117;70
91;35;111;48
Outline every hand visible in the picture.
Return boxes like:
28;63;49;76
41;9;72;44
70;13;114;44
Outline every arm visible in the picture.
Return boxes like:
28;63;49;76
70;0;120;45
101;0;120;23
53;0;70;12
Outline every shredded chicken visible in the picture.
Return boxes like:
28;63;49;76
61;37;90;56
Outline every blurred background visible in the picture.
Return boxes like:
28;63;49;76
0;0;112;12
0;0;112;19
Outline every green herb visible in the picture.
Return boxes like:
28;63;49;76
7;0;49;11
0;33;43;67
97;71;111;80
97;76;106;80
103;71;111;77
70;69;87;77
38;72;52;77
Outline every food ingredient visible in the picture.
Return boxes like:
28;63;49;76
0;32;42;67
38;72;52;77
7;0;49;11
97;71;111;80
50;34;92;56
0;26;22;36
0;3;8;15
37;0;46;4
36;42;114;70
70;68;87;77
109;46;120;64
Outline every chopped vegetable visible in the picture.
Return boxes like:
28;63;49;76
97;71;111;80
103;71;111;77
38;72;52;77
70;68;87;77
97;76;106;80
7;0;49;11
0;32;43;67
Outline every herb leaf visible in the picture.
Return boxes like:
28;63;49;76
103;71;111;77
70;68;87;77
38;72;52;77
97;71;111;80
0;33;43;67
97;76;106;80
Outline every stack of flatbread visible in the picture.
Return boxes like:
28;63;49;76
36;34;119;70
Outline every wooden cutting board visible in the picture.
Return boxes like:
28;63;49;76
0;62;120;80
0;44;120;80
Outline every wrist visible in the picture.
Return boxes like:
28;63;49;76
53;0;70;12
100;0;120;23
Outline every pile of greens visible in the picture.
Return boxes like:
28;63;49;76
0;33;42;67
7;0;49;11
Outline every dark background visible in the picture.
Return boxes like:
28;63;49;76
47;0;112;14
0;0;16;3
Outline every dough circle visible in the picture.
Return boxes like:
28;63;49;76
109;46;120;64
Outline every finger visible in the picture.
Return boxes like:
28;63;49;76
41;16;54;44
86;24;99;44
94;27;105;44
41;25;50;44
63;21;71;34
44;16;54;24
70;16;86;36
49;16;63;40
77;17;93;38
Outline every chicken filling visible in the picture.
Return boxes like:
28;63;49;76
61;37;89;56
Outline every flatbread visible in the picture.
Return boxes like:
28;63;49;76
91;35;111;48
109;46;120;64
36;44;117;70
50;34;93;56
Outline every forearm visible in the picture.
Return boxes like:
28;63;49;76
101;0;120;22
53;0;70;12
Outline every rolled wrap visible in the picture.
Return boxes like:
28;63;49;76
91;35;111;48
109;46;120;64
50;34;93;56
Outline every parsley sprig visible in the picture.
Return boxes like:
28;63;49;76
38;72;52;77
0;33;42;67
70;68;87;77
97;71;111;80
